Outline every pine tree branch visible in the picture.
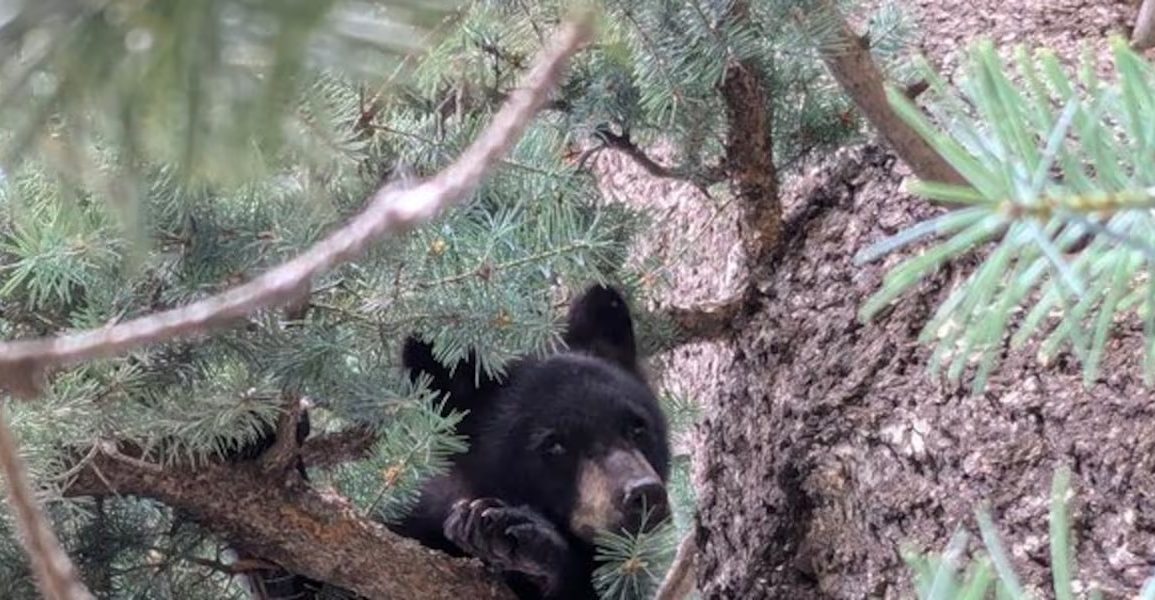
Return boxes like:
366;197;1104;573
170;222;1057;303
0;16;595;399
0;16;592;599
806;4;965;186
653;531;697;600
65;448;515;599
621;1;779;346
0;411;94;600
301;426;378;469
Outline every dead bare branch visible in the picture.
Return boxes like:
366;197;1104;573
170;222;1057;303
808;6;965;186
1134;0;1155;50
0;409;94;600
0;16;594;399
654;531;697;600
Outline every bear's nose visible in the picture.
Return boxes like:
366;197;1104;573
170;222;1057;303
621;479;669;533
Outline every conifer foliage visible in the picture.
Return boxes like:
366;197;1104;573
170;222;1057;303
859;39;1155;393
0;0;914;598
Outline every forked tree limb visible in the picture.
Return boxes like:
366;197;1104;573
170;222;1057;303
644;55;773;347
646;1;777;346
610;3;960;346
0;16;594;399
810;6;965;186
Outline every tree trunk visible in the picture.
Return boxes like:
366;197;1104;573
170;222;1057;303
694;145;1155;598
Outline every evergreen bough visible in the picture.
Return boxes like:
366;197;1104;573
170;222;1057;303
5;0;1102;597
860;38;1155;393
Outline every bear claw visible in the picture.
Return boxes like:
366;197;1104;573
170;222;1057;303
444;497;568;585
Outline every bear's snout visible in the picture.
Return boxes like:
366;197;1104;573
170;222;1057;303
620;477;668;534
569;447;669;540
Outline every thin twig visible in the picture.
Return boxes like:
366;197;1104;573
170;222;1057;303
593;126;725;190
183;555;279;576
654;531;697;600
99;442;163;474
0;16;594;399
0;408;94;600
49;443;100;483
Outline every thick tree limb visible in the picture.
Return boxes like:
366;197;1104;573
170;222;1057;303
634;1;779;346
810;7;965;186
0;412;93;600
65;450;514;599
0;16;594;399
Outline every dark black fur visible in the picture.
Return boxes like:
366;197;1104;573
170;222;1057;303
389;284;671;599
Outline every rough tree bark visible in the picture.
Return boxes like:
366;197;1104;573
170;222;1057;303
65;444;515;599
694;145;1155;598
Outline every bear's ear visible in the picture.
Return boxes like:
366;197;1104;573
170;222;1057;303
562;284;639;373
402;337;494;411
402;336;453;389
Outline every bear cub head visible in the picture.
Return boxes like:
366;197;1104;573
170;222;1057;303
404;284;671;543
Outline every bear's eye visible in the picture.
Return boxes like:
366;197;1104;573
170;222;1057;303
628;417;648;441
537;432;567;457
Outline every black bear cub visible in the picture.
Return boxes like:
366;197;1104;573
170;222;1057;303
391;284;671;600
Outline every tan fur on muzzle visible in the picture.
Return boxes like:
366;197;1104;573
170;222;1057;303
569;448;659;540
